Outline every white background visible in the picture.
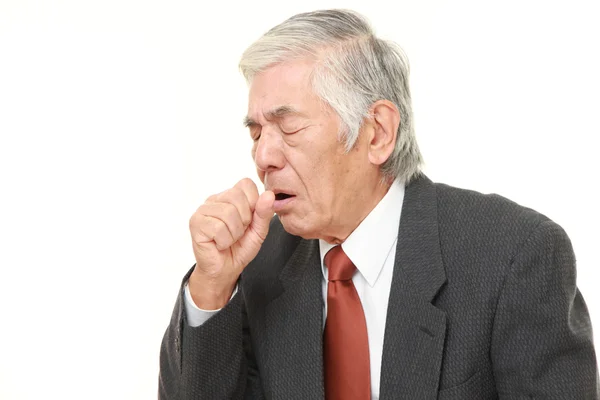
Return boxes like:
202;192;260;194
0;0;598;398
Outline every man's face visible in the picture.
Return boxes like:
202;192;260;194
246;59;377;241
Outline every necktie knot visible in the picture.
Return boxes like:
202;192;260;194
325;246;356;281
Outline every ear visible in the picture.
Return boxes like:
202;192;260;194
365;100;399;166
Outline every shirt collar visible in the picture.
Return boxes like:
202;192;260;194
319;179;405;287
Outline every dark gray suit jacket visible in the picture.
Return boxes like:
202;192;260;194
159;175;599;399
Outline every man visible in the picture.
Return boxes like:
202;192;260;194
159;9;598;400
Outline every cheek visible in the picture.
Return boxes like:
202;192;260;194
250;146;266;182
300;152;337;188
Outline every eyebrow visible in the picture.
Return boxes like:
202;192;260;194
243;105;304;128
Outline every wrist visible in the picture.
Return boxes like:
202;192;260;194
187;273;236;310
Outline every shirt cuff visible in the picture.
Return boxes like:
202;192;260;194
183;281;238;327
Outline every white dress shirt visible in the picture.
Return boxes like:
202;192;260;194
185;180;405;400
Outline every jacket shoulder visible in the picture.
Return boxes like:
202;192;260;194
436;182;550;231
433;182;556;261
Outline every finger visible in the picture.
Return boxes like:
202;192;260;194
213;187;253;227
205;188;227;204
196;202;246;242
234;178;259;210
250;190;275;241
194;215;236;250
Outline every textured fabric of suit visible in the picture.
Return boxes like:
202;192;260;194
159;175;599;399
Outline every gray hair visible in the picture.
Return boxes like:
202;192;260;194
239;9;423;183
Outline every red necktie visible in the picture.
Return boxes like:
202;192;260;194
324;246;371;400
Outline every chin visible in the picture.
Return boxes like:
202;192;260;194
277;214;318;239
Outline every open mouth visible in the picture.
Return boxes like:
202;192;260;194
275;193;294;201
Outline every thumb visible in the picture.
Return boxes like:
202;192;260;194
249;190;275;241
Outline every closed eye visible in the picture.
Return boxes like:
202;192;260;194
281;127;306;135
248;127;261;142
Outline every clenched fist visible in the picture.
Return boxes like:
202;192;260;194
188;178;275;310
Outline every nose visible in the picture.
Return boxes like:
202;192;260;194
253;128;285;173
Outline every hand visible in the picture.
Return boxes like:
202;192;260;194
188;178;275;309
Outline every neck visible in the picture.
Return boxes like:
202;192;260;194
321;178;393;244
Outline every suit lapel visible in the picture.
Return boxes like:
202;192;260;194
263;238;325;400
379;175;448;400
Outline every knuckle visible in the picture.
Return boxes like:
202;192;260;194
214;230;233;250
211;217;225;233
217;236;234;250
240;204;252;224
216;190;233;203
225;187;246;205
221;190;251;223
224;203;240;221
238;177;254;188
227;186;244;200
194;203;209;216
239;178;258;196
191;231;206;246
190;207;209;228
241;213;252;227
189;213;199;229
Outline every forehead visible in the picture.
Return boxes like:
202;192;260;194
247;59;319;117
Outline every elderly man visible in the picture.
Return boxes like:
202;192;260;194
159;9;598;400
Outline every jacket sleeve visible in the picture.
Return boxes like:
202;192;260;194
158;269;265;400
491;220;599;399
